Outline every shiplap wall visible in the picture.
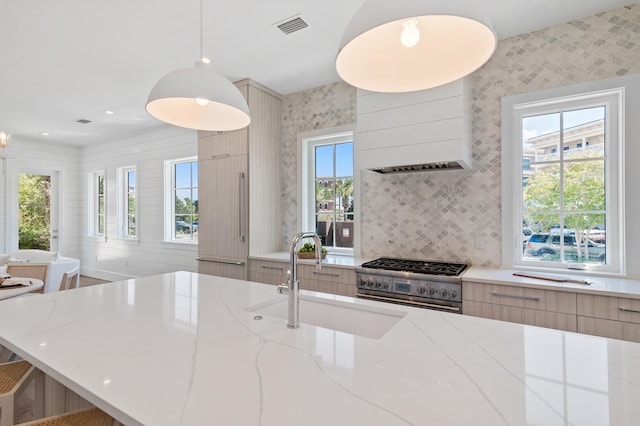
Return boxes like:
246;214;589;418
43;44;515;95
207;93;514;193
80;126;198;281
0;137;81;257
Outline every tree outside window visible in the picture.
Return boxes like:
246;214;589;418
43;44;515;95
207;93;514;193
521;106;607;265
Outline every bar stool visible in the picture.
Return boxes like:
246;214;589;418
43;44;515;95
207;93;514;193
0;360;44;426
16;407;115;425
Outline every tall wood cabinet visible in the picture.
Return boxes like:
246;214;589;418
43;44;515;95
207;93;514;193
198;80;281;279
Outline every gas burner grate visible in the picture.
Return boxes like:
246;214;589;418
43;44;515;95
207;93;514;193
360;258;468;276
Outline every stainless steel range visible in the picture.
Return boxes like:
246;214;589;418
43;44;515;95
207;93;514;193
356;257;469;313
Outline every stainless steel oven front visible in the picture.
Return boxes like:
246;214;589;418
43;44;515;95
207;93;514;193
355;258;468;314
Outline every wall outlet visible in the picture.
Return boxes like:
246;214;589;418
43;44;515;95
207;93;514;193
475;237;485;249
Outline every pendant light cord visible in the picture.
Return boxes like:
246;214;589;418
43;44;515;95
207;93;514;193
199;0;203;61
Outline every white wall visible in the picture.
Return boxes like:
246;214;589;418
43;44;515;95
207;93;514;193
1;137;82;257
80;126;199;281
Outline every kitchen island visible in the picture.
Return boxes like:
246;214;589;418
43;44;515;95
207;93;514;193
0;271;639;425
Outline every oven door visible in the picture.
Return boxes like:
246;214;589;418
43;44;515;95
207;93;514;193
356;287;462;314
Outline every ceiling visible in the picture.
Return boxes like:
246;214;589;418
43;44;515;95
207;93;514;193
0;0;633;147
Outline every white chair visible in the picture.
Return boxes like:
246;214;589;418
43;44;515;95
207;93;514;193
59;266;80;291
5;264;48;295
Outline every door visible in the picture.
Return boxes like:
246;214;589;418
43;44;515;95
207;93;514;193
16;171;59;252
198;154;248;261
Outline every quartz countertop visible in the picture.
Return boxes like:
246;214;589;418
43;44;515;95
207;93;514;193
464;266;640;299
1;271;639;425
250;252;370;269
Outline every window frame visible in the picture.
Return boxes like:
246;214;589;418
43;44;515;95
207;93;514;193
88;170;105;238
298;127;355;256
117;165;138;240
502;85;624;275
164;157;199;244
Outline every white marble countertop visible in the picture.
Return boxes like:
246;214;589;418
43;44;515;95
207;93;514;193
250;252;370;269
464;267;640;299
1;271;640;425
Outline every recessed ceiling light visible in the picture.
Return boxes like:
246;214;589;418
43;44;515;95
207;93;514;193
105;110;114;115
42;132;49;136
201;57;210;64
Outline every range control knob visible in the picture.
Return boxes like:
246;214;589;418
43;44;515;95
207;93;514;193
375;281;381;289
383;282;390;290
450;289;458;299
439;288;448;298
417;285;426;295
428;285;436;295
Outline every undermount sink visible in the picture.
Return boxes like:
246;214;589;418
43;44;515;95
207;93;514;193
247;295;406;339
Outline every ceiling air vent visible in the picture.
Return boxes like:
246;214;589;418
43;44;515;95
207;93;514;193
276;16;308;35
76;119;92;124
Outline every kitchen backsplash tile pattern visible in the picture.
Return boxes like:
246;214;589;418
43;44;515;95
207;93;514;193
281;3;640;265
280;81;356;248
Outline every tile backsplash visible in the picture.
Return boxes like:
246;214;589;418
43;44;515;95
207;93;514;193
281;3;640;266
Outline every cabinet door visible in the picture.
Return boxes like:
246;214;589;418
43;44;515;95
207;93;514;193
198;129;248;158
198;154;248;261
198;260;246;281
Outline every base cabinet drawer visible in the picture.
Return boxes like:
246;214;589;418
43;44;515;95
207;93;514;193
464;281;576;314
577;294;640;323
577;294;640;342
248;260;357;297
249;260;288;286
464;300;577;332
198;260;246;280
578;316;640;343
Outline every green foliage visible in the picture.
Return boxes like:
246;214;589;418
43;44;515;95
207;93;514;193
524;157;605;232
298;242;328;253
18;174;51;250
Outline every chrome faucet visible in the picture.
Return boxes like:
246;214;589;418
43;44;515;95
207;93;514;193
277;232;323;328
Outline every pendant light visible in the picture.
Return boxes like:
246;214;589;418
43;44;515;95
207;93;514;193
146;0;250;131
336;0;497;93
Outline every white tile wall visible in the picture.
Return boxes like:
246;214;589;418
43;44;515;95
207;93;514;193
280;3;640;271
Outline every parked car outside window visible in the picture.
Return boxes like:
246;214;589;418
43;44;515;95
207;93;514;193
525;233;605;262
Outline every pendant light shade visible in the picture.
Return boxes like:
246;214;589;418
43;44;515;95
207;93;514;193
146;0;250;131
336;0;497;93
146;61;250;131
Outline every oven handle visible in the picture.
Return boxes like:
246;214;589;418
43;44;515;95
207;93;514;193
356;293;461;313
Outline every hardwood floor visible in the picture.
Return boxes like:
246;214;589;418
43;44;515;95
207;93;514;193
79;275;110;287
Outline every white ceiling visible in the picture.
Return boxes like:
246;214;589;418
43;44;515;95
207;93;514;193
0;0;633;146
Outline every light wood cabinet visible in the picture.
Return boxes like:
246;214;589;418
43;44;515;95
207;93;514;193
297;264;357;297
248;259;357;297
197;80;281;280
248;259;288;286
463;281;577;332
577;294;640;343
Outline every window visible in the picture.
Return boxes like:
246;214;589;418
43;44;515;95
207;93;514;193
503;87;622;274
118;166;137;239
89;171;105;237
164;158;198;243
300;129;354;253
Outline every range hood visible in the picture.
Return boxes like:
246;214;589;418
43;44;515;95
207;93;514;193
356;79;472;174
370;161;464;174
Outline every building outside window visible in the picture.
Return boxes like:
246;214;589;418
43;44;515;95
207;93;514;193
301;130;354;253
165;158;198;243
507;88;622;273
